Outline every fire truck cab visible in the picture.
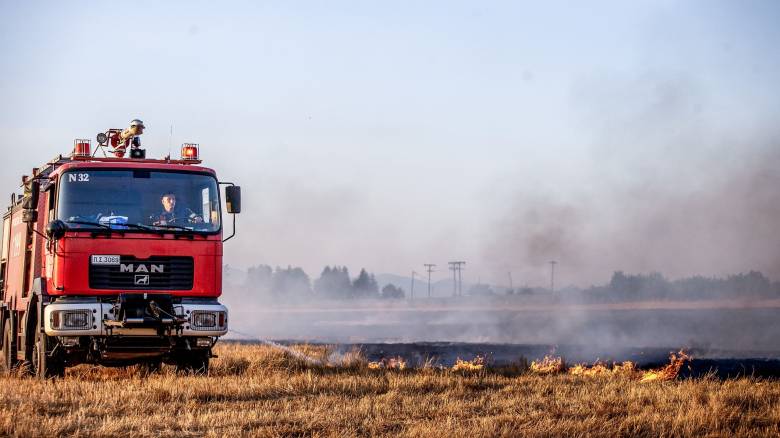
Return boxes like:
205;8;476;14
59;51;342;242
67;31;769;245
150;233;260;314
0;137;240;378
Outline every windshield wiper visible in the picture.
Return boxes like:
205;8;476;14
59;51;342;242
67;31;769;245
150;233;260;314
123;223;157;231
65;220;111;229
66;220;152;231
66;220;197;233
151;223;195;232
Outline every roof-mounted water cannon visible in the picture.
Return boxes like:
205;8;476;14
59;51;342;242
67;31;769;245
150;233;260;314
123;119;146;159
181;143;200;161
94;119;146;158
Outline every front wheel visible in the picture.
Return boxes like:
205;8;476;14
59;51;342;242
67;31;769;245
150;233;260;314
175;352;209;375
32;331;64;379
137;360;162;376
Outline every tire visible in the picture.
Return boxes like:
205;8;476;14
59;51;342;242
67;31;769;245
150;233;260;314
32;330;64;379
175;352;209;375
2;321;17;373
138;360;162;376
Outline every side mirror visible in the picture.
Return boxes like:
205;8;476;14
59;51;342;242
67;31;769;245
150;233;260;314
22;209;38;223
22;180;40;209
46;220;67;240
225;186;241;214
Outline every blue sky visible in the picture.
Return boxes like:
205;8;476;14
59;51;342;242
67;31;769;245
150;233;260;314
1;1;778;287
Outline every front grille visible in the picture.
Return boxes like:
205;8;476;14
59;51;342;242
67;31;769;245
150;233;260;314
89;256;194;290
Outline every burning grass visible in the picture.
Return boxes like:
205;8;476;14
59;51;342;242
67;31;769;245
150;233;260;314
368;357;407;370
529;355;565;375
0;343;778;437
564;350;691;382
451;355;485;372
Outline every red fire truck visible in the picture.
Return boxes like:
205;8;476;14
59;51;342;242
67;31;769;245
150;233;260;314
0;129;241;378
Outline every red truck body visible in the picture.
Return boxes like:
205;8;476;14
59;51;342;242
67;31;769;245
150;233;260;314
0;144;240;378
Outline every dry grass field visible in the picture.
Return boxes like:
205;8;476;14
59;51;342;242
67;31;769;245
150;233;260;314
1;342;779;437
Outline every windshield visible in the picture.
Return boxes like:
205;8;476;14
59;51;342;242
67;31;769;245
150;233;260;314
57;169;221;232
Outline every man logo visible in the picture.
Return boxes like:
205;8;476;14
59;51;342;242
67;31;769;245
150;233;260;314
134;274;150;286
121;264;164;273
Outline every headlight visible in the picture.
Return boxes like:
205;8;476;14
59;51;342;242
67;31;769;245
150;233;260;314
50;310;93;330
190;311;226;331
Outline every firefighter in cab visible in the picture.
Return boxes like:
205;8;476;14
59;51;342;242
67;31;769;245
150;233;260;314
151;191;204;226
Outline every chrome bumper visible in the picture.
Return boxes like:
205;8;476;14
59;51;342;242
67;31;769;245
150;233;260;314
44;301;228;337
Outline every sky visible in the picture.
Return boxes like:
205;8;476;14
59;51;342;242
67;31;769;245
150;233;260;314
1;1;778;288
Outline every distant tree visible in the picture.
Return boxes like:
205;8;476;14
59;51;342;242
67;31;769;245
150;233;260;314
468;283;494;296
381;283;405;299
223;264;236;287
352;268;379;298
518;286;535;295
245;264;273;296
727;271;773;297
585;270;778;303
270;265;312;297
314;266;352;299
607;271;671;301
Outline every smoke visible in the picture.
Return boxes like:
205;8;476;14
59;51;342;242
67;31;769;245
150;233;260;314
219;20;780;359
223;288;780;357
484;71;780;286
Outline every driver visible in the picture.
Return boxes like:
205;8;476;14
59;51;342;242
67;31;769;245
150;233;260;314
151;192;203;226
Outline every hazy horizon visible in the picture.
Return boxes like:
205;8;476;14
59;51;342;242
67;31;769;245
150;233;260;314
2;1;778;287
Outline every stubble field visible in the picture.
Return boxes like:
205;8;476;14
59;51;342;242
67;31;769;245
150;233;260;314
1;342;779;437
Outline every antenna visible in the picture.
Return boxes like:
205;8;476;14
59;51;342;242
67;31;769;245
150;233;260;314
168;124;174;158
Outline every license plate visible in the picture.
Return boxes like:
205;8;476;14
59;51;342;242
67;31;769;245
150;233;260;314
91;255;120;265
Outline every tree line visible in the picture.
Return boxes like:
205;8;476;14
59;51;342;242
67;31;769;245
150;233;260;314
232;265;405;300
582;270;780;302
227;264;779;302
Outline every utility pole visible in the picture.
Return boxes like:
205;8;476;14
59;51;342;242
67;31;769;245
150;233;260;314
448;261;466;296
424;264;436;298
508;272;514;293
410;271;417;300
458;262;464;296
448;262;457;297
549;261;557;293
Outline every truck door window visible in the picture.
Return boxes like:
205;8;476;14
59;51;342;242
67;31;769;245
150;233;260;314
47;184;56;221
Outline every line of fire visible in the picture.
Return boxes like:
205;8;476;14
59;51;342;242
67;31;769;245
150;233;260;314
0;119;241;378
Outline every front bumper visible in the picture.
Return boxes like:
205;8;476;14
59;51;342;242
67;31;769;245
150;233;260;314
44;301;228;337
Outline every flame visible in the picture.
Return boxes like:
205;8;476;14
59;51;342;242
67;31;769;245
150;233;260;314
530;356;564;375
640;350;690;382
368;357;407;370
565;350;690;382
568;362;611;377
362;349;690;380
452;356;485;372
612;361;639;376
567;361;638;377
